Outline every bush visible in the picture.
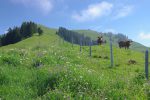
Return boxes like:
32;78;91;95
1;55;20;66
38;27;43;36
36;69;61;96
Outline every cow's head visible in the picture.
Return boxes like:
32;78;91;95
98;36;103;40
97;36;103;44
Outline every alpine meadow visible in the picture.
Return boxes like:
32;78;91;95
1;0;150;100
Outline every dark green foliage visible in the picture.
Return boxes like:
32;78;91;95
38;27;43;36
57;27;92;46
0;21;42;46
20;21;38;38
1;27;21;46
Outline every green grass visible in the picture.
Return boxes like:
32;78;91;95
0;26;150;100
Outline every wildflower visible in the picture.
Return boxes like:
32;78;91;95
80;76;83;79
66;62;70;64
42;50;47;54
9;49;14;51
20;59;23;61
97;89;100;91
74;78;76;81
88;69;92;73
74;68;76;71
65;74;67;77
85;82;88;85
20;61;22;63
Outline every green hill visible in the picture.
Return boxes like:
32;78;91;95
0;26;149;99
75;29;148;52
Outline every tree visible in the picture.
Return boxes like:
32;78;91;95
38;27;43;36
20;21;38;38
12;27;22;43
20;22;27;38
57;27;91;46
0;21;39;46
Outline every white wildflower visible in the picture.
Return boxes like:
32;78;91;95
66;62;70;64
80;76;83;79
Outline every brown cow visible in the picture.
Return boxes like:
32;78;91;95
97;36;106;45
118;40;133;49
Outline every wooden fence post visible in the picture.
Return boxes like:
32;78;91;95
63;37;64;44
59;36;62;45
80;38;82;52
110;36;114;67
89;39;92;57
71;36;73;47
145;50;149;80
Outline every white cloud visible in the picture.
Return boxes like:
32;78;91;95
72;1;113;22
114;5;133;19
11;0;53;14
139;32;150;39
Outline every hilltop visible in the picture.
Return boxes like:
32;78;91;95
0;25;149;99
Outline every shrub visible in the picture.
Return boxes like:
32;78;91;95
1;55;20;66
38;27;43;36
36;69;61;96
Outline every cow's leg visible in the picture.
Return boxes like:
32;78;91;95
127;46;129;49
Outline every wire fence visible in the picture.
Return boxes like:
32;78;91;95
59;35;149;80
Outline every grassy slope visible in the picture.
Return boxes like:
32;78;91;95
0;26;150;100
75;30;148;52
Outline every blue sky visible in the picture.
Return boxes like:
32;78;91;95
0;0;150;47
